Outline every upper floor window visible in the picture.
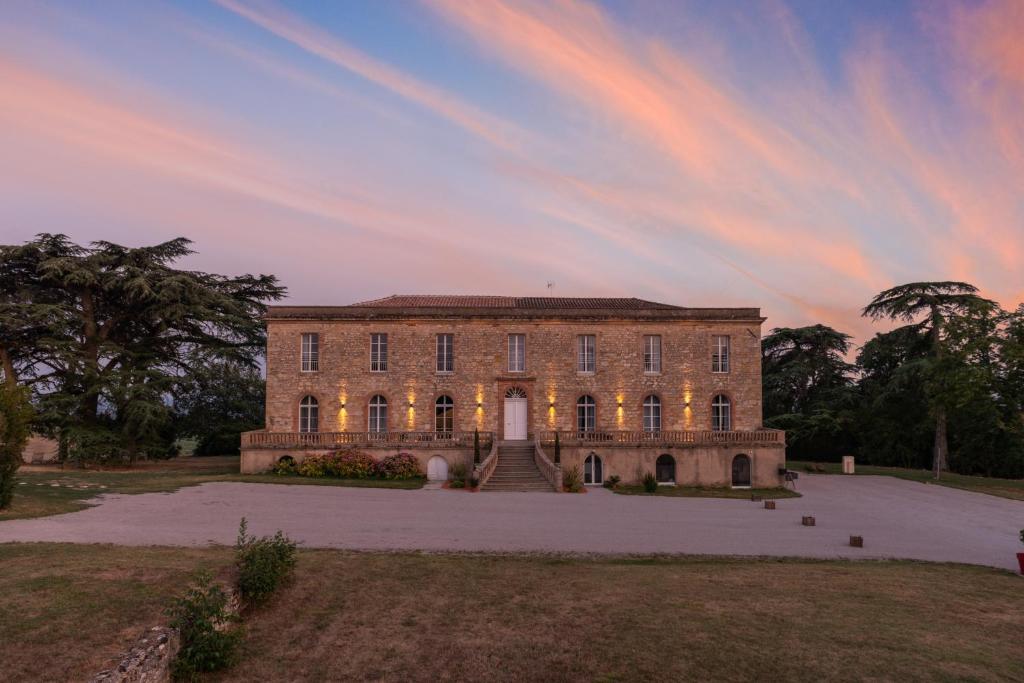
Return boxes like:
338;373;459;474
370;333;388;372
435;395;454;433
643;335;661;373
577;335;596;373
299;395;319;433
368;395;388;432
643;395;661;433
712;394;732;431
576;395;596;432
712;335;730;373
300;333;319;372
508;334;525;373
436;334;453;373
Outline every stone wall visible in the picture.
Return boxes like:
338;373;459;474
265;317;764;440
91;627;178;683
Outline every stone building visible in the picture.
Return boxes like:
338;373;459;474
241;295;785;489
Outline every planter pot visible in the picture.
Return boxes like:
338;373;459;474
1017;552;1024;575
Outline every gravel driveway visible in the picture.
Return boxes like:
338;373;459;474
1;475;1022;570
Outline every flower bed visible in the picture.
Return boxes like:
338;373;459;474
271;450;422;480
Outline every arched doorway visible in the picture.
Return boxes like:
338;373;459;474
656;454;676;483
427;455;449;481
731;454;751;487
503;386;528;440
583;453;603;485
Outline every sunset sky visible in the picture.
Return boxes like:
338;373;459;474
2;0;1022;342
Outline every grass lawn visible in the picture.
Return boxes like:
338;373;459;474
612;484;799;499
1;544;1023;682
2;456;424;520
790;460;1024;501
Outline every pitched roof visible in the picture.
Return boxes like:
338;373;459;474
266;295;763;322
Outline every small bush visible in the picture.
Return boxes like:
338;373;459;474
296;456;326;477
449;479;466;489
602;474;621;489
326;449;376;478
469;477;479;489
563;465;583;493
166;572;241;681
272;455;297;475
376;452;421;479
235;518;297;606
643;472;658;493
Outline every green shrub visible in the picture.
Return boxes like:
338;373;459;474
643;472;658;493
296;456;326;477
325;449;376;478
474;428;481;464
449;479;466;489
602;474;621;489
376;452;421;479
272;455;297;475
469;477;479;489
563;465;583;492
0;383;33;509
554;431;561;464
235;518;297;606
166;572;241;681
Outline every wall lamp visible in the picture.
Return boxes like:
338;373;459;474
548;401;555;408
340;402;346;409
617;400;623;408
408;401;415;408
477;400;483;408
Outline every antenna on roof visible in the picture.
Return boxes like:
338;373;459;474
546;281;555;294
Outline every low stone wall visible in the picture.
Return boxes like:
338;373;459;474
560;445;785;488
240;446;475;476
91;627;178;683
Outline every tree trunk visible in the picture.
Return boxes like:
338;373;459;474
933;407;948;480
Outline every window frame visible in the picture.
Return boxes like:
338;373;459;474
370;333;388;373
300;332;319;373
711;394;732;431
643;334;662;374
298;395;319;433
576;395;596;433
508;334;526;373
576;334;596;374
368;394;388;432
712;335;730;373
642;394;662;433
436;333;454;374
435;395;454;434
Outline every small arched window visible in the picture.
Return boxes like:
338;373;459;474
712;394;732;431
643;395;661;432
656;454;676;483
368;395;388;433
583;452;603;485
576;395;596;433
435;395;454;434
299;395;319;433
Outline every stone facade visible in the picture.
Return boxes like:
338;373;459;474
246;296;785;487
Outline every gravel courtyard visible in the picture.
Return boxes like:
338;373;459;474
1;475;1021;570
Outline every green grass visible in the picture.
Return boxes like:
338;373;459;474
2;456;424;520
612;485;800;499
790;460;1024;501
2;544;1023;682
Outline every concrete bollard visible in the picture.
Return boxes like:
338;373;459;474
764;500;776;510
801;516;816;526
849;535;863;548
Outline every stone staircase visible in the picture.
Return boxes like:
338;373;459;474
482;441;554;492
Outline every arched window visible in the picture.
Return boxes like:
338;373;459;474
656;454;676;483
576;395;596;433
731;454;751;487
368;395;388;433
299;395;319;433
435;395;454;434
712;394;732;431
583;452;603;485
505;386;527;399
643;395;661;432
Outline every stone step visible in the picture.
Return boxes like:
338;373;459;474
483;485;554;492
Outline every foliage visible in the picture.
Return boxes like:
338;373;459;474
554;431;561;464
0;234;284;464
272;455;297;475
324;449;377;478
174;360;265;455
602;474;621;489
0;382;34;509
296;456;326;477
562;465;582;492
474;428;480;464
643;472;658;493
165;572;241;681
450;461;467;488
377;452;421;479
235;518;297;606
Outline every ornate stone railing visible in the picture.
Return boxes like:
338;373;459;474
533;437;563;492
473;440;500;488
538;429;785;448
241;430;493;450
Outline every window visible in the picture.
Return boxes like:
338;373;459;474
577;334;596;373
508;334;525;372
643;395;661;432
576;395;596;432
300;333;319;372
436;334;453;373
583;453;603;485
712;394;732;431
368;395;388;432
435;395;454;433
656;454;676;483
712;335;730;373
299;395;319;433
370;333;388;372
643;335;661;373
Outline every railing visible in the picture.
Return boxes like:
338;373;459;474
538;429;785;447
473;440;500;488
241;430;494;450
533;437;563;492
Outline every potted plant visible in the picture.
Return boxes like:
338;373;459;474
1018;529;1024;575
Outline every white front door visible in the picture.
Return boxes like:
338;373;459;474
503;398;528;440
427;456;448;481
